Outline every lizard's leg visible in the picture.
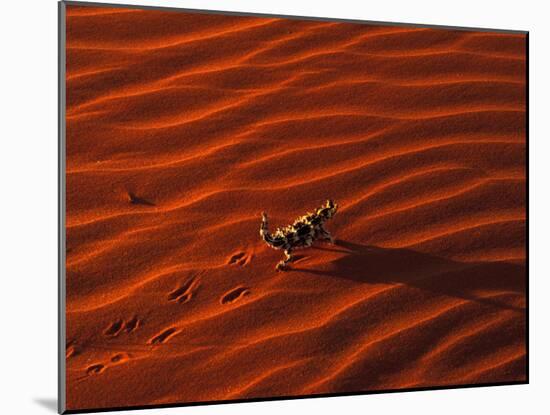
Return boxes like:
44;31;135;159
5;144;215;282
319;225;334;244
276;248;293;271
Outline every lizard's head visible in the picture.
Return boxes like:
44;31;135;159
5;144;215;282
316;199;338;220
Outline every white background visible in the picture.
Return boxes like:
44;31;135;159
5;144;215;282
0;0;546;414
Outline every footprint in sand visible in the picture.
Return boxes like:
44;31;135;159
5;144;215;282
66;345;77;358
167;276;201;304
103;317;142;337
84;354;130;377
220;287;251;305
86;364;105;375
124;316;140;333
110;353;130;363
103;320;124;337
127;191;155;206
227;251;252;266
66;340;78;358
149;327;179;345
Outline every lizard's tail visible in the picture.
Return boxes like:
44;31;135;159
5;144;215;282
260;212;275;246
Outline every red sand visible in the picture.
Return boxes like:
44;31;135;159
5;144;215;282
64;5;527;411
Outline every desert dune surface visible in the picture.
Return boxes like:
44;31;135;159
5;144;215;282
64;5;527;411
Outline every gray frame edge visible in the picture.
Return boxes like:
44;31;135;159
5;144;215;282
63;0;527;34
58;1;67;414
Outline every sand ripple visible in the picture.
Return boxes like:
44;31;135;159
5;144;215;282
64;5;527;411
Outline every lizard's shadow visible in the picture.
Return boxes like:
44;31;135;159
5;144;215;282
295;240;525;312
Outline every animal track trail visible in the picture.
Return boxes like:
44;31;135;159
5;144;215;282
127;191;155;206
103;316;142;337
83;353;130;378
103;320;123;336
228;252;245;264
149;327;179;345
66;340;77;358
227;251;252;266
66;346;76;358
220;287;251;305
167;276;201;304
110;353;129;363
124;316;140;333
86;364;105;375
